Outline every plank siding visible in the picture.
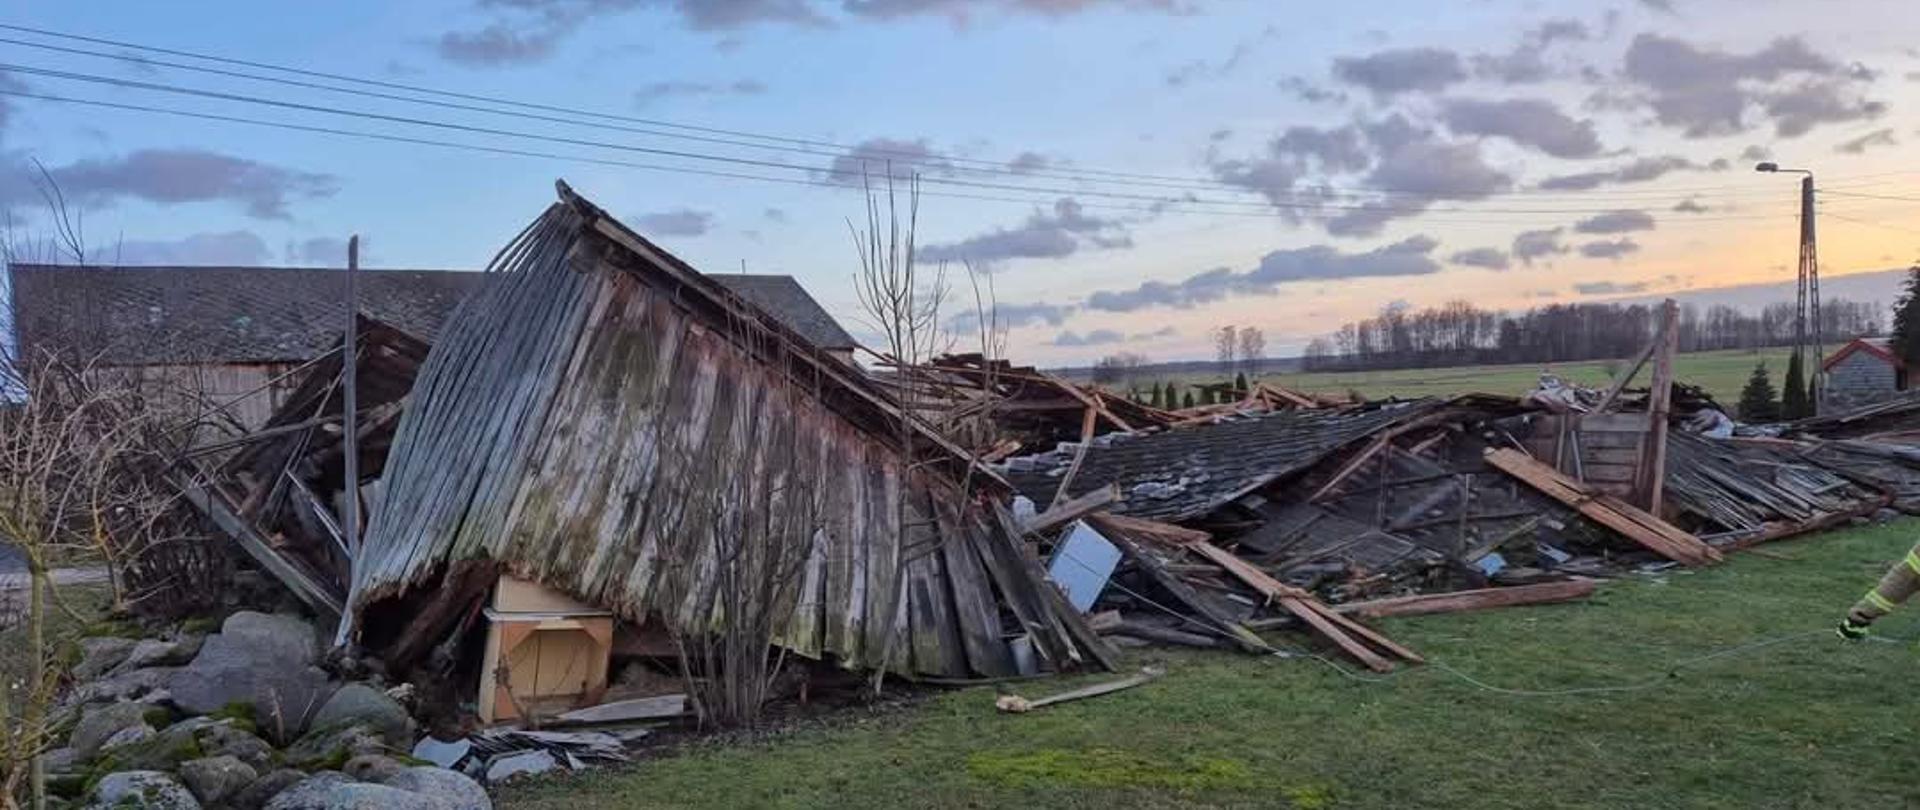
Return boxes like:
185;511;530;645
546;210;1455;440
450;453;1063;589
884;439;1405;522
353;195;1102;679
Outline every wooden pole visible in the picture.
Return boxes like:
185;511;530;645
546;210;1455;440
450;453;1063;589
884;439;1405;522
339;232;360;637
1641;299;1677;516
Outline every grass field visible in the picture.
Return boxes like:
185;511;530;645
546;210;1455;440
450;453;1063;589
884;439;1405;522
503;519;1920;809
1122;347;1799;406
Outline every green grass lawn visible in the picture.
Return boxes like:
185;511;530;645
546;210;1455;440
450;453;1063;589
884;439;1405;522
503;519;1920;809
1114;347;1798;406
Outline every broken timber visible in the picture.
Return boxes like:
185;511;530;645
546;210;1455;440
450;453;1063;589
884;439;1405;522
1332;580;1598;619
1484;448;1721;566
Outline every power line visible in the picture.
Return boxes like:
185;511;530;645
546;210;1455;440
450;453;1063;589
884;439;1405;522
0;61;1822;221
0;86;1810;228
1825;212;1920;236
1822;189;1920;204
0;22;1906;204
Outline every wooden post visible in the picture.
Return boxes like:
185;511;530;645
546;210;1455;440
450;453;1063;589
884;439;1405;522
343;235;360;558
1640;299;1677;515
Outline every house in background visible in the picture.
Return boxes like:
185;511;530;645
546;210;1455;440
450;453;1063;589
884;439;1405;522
1822;336;1905;410
7;263;860;428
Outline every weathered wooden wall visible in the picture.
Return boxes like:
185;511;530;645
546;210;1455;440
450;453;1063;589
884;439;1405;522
91;362;301;433
354;198;1103;679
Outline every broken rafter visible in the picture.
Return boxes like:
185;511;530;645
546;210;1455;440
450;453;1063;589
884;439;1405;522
1333;580;1598;619
1484;448;1721;566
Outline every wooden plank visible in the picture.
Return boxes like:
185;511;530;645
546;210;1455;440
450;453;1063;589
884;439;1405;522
174;474;345;622
1640;299;1678;515
1048;407;1100;510
1095;521;1269;654
1580;412;1653;433
1024;484;1120;536
995;667;1161;713
939;509;1017;678
1308;431;1392;502
1181;541;1414;671
553;694;688;725
1333;580;1598;619
1592;338;1658;413
1086;513;1211;546
1483;448;1721;566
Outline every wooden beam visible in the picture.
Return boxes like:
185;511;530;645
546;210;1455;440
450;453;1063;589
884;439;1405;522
1333;580;1598;619
1025;483;1120;536
1483;448;1721;566
1047;407;1100;511
1592;336;1659;414
1181;541;1421;671
173;473;344;621
1308;432;1394;503
1639;299;1678;516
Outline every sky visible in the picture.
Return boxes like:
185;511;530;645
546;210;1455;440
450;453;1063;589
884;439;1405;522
1;0;1918;365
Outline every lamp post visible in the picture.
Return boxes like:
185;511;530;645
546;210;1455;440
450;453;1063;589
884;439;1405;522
1756;161;1821;414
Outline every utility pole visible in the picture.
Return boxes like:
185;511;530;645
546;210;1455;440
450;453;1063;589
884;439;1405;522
1757;162;1821;414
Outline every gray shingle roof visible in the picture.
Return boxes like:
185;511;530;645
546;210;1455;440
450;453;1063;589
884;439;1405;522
1000;403;1438;522
708;274;858;351
7;264;487;365
8;264;859;365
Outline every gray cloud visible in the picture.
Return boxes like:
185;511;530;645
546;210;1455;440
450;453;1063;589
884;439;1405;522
1573;210;1656;234
109;231;272;266
1331;47;1467;98
1512;227;1568;266
1765;81;1885;137
1440;98;1604;158
1051;328;1125;347
437;23;567;66
1574;279;1650;295
285;236;361;266
1535;155;1695;191
1578;238;1641;260
842;0;1191;22
1278;76;1346;105
1325;132;1511;237
763;206;787;222
634;78;767;106
821;137;952;185
947;299;1076;334
918;198;1130;266
1131;325;1178;340
1472;19;1590;84
1836;127;1899;154
1085;236;1442;312
1622;34;1876;138
1;148;338;219
632;207;714;236
1449;247;1512;270
1739;144;1771;161
1007;151;1052;174
1672;197;1709;213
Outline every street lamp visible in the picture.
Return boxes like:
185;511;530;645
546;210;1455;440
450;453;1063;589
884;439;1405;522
1756;161;1822;414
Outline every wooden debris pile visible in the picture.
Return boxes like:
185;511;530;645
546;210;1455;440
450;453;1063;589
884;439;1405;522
875;352;1179;459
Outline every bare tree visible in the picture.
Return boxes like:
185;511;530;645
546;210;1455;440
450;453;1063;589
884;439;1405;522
1237;327;1266;377
1212;325;1238;375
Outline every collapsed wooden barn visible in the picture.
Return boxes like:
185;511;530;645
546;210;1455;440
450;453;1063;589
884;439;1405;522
333;183;1110;684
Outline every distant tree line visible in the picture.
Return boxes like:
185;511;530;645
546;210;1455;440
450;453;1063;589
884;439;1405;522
1300;298;1883;372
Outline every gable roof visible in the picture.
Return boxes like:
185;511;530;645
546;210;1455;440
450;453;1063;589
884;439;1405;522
7;264;486;365
8;263;860;365
707;274;859;351
1823;336;1901;372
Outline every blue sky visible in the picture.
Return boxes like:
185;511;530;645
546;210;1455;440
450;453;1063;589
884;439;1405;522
2;0;1918;364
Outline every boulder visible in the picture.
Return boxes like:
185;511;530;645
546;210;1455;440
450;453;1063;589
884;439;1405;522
310;685;413;747
65;666;179;707
285;724;387;770
180;755;260;807
43;747;82;775
97;718;217;773
378;768;489;810
231;769;307;810
196;722;277;771
342;755;405;783
121;636;206;671
167;612;335;735
71;702;156;758
88;771;201;810
74;637;139;682
99;724;156;753
263;772;446;810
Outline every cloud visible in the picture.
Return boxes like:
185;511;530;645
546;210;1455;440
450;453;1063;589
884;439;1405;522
1672;197;1709;213
1472;19;1590;84
1277;76;1346;104
1535;155;1695;191
1164;25;1277;87
1574;279;1650;295
949;299;1076;334
1512;228;1568;265
440;0;824;67
0;72;25;133
632;207;714;236
1636;0;1676;12
1449;247;1511;270
109;231;272;266
1622;34;1877;138
842;0;1192;23
1006;151;1052;174
1;148;338;219
1084;236;1442;312
1331;47;1467;98
763;207;788;222
1051;328;1125;347
1835;128;1899;154
285;236;361;266
1440;98;1604;158
1578;238;1641;260
820;137;952;184
1325;131;1511;237
1573;210;1656;234
437;23;568;66
1131;325;1178;340
918;197;1130;266
633;78;767;106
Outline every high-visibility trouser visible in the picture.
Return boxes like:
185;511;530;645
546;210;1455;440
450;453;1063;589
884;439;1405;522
1849;542;1920;625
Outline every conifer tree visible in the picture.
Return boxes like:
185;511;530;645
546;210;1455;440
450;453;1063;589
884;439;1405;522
1737;362;1780;422
1782;349;1809;419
